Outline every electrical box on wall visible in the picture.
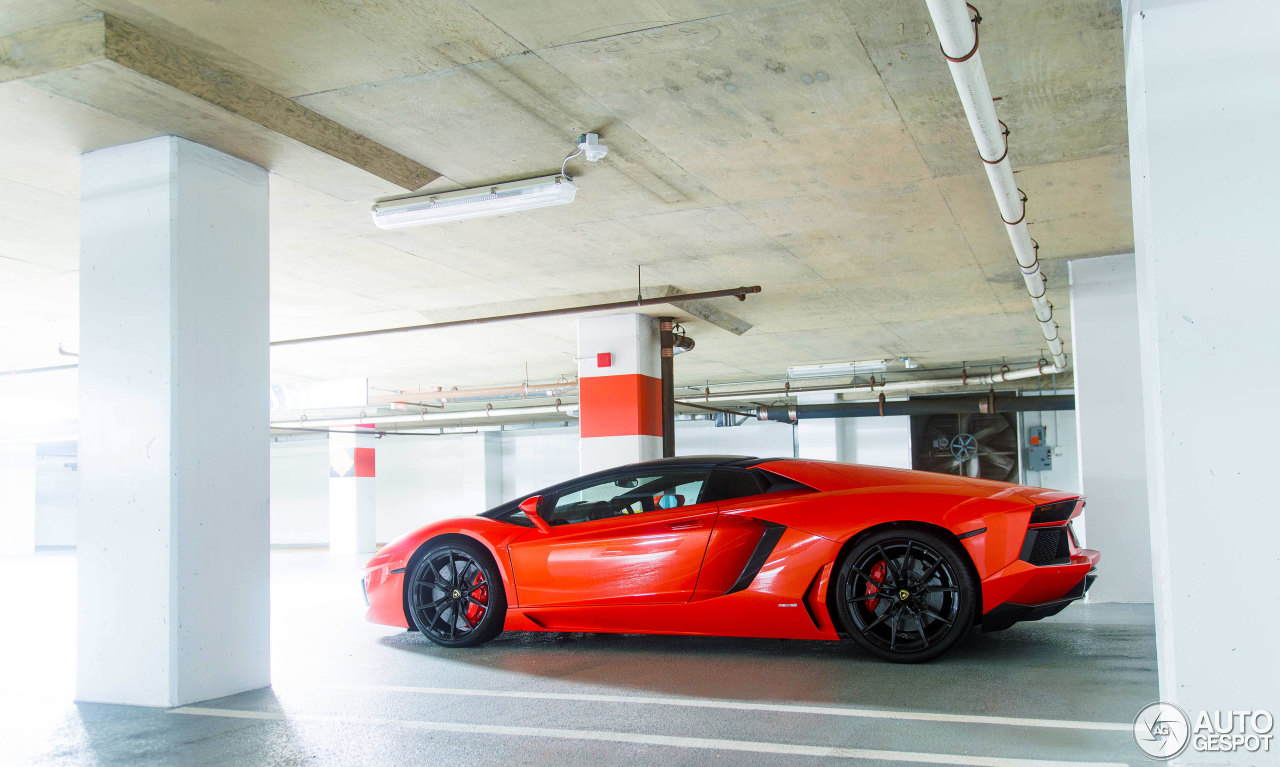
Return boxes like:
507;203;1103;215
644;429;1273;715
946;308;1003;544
1026;425;1052;471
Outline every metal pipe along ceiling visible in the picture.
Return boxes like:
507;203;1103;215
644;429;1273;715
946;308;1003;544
756;393;1075;422
675;361;1060;406
924;0;1068;371
271;403;579;429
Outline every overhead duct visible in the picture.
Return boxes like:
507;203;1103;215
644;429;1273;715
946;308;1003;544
756;393;1074;422
677;361;1061;406
923;0;1068;371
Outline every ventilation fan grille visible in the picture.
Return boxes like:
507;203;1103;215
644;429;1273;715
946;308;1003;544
911;412;1019;482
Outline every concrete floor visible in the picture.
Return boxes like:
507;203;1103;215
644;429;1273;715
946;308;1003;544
0;549;1158;766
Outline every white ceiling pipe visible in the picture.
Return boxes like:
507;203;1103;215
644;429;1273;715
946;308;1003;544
272;403;579;429
924;0;1067;370
369;381;578;405
676;362;1057;406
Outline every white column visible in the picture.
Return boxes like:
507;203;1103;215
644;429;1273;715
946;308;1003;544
795;393;844;461
77;136;269;707
1124;0;1280;734
0;444;37;555
577;314;662;475
329;425;377;556
1069;254;1152;603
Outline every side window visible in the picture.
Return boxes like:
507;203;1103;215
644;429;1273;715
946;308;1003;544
700;468;816;504
545;471;709;526
699;468;767;504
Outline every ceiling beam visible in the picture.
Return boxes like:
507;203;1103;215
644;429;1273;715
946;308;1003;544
0;18;105;81
0;13;441;192
652;285;754;336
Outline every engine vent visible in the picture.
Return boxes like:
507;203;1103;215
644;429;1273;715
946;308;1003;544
1020;527;1071;567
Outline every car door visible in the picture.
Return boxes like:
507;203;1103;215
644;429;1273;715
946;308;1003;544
691;467;817;599
507;469;716;607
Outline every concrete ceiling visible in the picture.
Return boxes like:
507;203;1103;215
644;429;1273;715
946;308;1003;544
0;0;1131;393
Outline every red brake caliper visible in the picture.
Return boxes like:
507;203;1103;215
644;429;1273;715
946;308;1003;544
465;571;488;624
864;560;887;611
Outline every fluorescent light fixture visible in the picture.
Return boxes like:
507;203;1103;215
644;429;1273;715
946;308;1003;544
371;174;577;229
787;360;888;379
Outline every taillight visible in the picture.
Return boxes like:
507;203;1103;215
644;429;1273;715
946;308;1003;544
1030;499;1079;525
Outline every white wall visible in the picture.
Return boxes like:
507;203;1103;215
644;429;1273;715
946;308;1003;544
501;426;581;499
378;433;503;543
841;415;912;469
1019;406;1080;495
72;409;1071;552
675;418;793;458
261;413;1050;547
0;444;36;555
270;438;328;546
1070;254;1152;603
34;452;78;547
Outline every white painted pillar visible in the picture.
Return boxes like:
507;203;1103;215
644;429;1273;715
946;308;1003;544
0;444;37;555
1069;254;1152;603
77;136;269;707
795;393;844;461
577;314;662;475
1124;0;1280;737
329;424;377;556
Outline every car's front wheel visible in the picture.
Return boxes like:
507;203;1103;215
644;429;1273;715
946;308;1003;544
834;528;977;663
406;539;506;648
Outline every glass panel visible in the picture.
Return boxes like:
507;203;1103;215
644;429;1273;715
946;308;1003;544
547;471;709;526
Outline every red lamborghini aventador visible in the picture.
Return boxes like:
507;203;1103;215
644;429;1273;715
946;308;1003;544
362;456;1098;662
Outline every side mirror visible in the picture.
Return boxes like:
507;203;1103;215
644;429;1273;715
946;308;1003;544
519;495;552;534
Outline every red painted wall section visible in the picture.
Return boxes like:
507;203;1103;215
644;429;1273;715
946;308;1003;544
579;374;662;438
353;446;376;478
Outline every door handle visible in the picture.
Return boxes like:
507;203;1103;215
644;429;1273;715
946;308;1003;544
667;521;704;530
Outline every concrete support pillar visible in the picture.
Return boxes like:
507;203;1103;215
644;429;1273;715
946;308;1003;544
77;136;269;707
577;314;662;475
1069;254;1152;603
793;393;846;461
1124;0;1280;734
329;424;376;556
0;444;37;555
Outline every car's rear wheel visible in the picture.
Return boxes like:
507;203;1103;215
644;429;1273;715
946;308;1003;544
406;539;506;648
834;528;976;663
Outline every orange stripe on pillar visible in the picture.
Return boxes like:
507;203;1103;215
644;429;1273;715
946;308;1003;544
353;446;375;478
579;374;663;438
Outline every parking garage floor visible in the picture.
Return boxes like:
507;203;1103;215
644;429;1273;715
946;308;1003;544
0;550;1157;766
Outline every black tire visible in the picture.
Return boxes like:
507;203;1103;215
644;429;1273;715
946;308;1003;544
406;538;506;648
834;527;977;663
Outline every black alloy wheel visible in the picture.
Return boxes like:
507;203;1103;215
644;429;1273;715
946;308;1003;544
407;540;506;648
834;528;977;663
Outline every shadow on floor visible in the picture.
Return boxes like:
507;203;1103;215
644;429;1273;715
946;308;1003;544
373;609;1157;722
